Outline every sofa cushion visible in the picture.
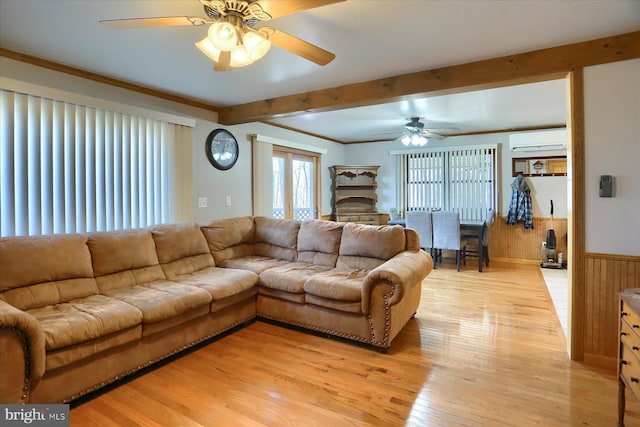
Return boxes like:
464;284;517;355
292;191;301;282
337;223;406;270
101;281;211;325
87;229;166;291
150;222;215;278
46;326;141;371
27;294;142;351
303;268;366;302
201;216;256;264
296;220;343;267
259;262;333;294
0;234;99;310
219;256;291;274
253;216;300;261
171;266;258;300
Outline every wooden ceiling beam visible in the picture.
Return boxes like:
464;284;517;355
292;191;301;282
217;31;640;125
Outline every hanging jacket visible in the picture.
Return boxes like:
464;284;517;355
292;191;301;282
506;174;533;229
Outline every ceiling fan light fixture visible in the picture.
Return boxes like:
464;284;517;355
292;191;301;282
230;44;253;67
413;134;427;146
195;37;221;62
401;134;428;146
243;31;271;61
208;20;238;51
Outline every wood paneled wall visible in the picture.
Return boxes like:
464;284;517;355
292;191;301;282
583;253;640;368
489;216;568;263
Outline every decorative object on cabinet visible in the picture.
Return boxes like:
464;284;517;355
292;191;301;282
618;288;640;427
330;165;383;225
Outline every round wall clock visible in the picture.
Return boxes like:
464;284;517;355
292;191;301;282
205;129;239;170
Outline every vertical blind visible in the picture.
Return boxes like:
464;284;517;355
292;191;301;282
0;89;192;237
395;145;497;220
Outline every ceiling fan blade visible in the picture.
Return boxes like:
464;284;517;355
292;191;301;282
99;16;208;30
255;0;345;19
214;51;233;72
422;131;446;140
426;127;461;133
268;29;335;65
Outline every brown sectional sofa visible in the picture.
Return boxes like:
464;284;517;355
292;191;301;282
0;217;432;404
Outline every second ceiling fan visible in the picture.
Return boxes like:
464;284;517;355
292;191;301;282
397;117;460;146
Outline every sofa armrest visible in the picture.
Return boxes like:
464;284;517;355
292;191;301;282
0;300;46;403
361;249;433;315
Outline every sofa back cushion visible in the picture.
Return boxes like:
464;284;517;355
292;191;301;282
254;217;300;261
296;220;343;267
87;229;165;292
337;223;406;270
404;227;421;251
201;216;256;264
150;222;215;279
0;234;99;310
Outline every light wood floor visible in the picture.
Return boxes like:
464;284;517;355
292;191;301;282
70;262;640;426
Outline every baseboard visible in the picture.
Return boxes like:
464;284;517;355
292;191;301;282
583;352;616;373
491;257;541;265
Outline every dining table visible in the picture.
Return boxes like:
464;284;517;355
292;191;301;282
388;217;487;272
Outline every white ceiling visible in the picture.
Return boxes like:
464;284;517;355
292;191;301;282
1;0;639;143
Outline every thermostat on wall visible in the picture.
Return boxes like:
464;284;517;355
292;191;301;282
599;175;614;197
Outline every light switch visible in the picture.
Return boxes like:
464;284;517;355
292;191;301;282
225;195;232;207
198;197;208;208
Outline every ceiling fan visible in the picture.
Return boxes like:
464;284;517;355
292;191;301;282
396;117;460;146
100;0;343;71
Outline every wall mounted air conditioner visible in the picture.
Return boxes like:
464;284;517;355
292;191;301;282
509;129;567;152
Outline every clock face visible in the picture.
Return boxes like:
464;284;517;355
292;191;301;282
205;129;239;170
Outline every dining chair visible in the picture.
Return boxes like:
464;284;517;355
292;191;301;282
462;208;494;269
405;211;433;258
432;211;466;271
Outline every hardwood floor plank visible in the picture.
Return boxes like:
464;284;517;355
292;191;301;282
70;262;640;426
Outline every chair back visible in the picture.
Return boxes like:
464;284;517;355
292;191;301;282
432;211;462;250
405;211;433;250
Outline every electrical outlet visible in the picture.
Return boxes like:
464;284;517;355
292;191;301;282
225;195;231;207
198;197;208;208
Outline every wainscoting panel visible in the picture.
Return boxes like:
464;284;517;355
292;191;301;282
489;216;568;263
584;253;640;366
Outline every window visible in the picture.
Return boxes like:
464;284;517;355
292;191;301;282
272;147;318;220
0;88;193;237
395;145;497;220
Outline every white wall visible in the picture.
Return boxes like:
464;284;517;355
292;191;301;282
584;59;640;256
0;58;346;224
346;133;568;219
190;121;345;223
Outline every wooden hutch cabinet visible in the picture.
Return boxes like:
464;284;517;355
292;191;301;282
330;165;383;225
618;288;640;427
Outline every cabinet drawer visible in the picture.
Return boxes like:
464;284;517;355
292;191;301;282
622;301;640;331
621;341;640;398
621;319;640;353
